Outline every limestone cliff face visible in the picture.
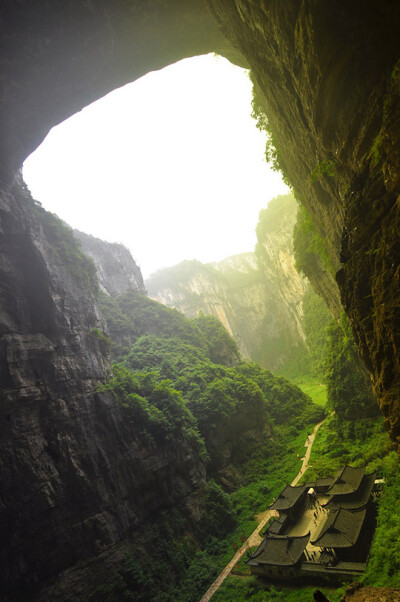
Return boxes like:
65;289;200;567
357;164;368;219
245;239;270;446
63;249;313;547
2;5;400;599
147;196;308;370
73;229;145;297
255;195;308;352
205;0;400;447
2;0;400;449
148;255;285;366
2;0;400;447
0;178;206;601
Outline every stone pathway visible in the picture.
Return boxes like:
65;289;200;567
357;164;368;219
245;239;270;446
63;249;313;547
199;415;328;602
291;415;328;486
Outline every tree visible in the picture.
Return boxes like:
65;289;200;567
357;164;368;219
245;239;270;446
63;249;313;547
325;314;379;420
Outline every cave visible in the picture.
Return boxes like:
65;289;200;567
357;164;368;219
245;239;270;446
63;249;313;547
1;1;400;599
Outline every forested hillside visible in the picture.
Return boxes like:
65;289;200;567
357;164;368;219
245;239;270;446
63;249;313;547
95;290;325;600
147;194;308;370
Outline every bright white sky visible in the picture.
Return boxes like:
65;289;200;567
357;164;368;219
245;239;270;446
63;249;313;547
23;54;288;278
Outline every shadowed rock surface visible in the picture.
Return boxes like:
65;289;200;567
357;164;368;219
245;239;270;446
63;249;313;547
206;0;400;447
0;179;206;600
0;0;245;181
1;0;400;445
2;0;400;598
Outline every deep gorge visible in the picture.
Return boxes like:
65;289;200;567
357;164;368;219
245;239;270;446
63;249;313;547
2;1;400;600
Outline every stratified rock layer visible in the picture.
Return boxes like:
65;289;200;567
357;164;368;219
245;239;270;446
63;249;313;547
1;0;400;445
1;0;400;596
0;179;206;600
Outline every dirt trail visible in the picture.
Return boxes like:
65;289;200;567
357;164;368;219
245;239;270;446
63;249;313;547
199;415;328;602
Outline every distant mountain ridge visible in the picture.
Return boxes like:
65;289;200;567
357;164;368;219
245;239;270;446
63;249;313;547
146;195;308;370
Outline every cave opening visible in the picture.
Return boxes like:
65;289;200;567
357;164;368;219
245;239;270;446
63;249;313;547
22;53;288;279
4;3;400;599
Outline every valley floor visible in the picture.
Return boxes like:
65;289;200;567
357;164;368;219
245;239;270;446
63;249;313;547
200;416;328;600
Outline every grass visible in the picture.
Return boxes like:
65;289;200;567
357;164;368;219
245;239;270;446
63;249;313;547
231;427;309;520
191;426;312;599
296;381;327;407
213;412;394;601
299;414;391;483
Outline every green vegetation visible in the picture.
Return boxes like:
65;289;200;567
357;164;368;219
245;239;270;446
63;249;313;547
100;291;207;360
146;259;205;290
302;414;391;482
255;194;297;241
296;381;327;407
214;407;393;602
325;313;379;420
88;327;112;354
194;313;240;366
278;286;332;383
370;132;384;166
311;159;336;183
293;204;334;277
90;500;233;602
93;290;325;601
297;413;400;592
364;452;400;587
213;578;347;602
147;258;263;301
254;193;313;371
114;294;323;481
32;202;98;293
250;76;291;187
96;191;386;600
301;287;332;378
237;362;325;428
391;58;400;80
99;365;206;455
278;283;377;425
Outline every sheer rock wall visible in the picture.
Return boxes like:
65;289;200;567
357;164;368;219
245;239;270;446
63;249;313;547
2;1;400;444
2;0;400;596
0;180;206;600
147;197;308;370
206;0;400;447
73;230;146;297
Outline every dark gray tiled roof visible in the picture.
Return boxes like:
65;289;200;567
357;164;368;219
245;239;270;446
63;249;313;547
326;465;365;495
247;533;310;567
315;476;333;490
326;473;376;510
269;483;308;510
310;507;366;548
268;520;284;534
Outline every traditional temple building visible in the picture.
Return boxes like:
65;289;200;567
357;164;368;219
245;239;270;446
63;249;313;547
310;507;367;562
247;465;377;584
269;484;308;512
325;467;376;511
247;534;309;579
326;465;365;495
